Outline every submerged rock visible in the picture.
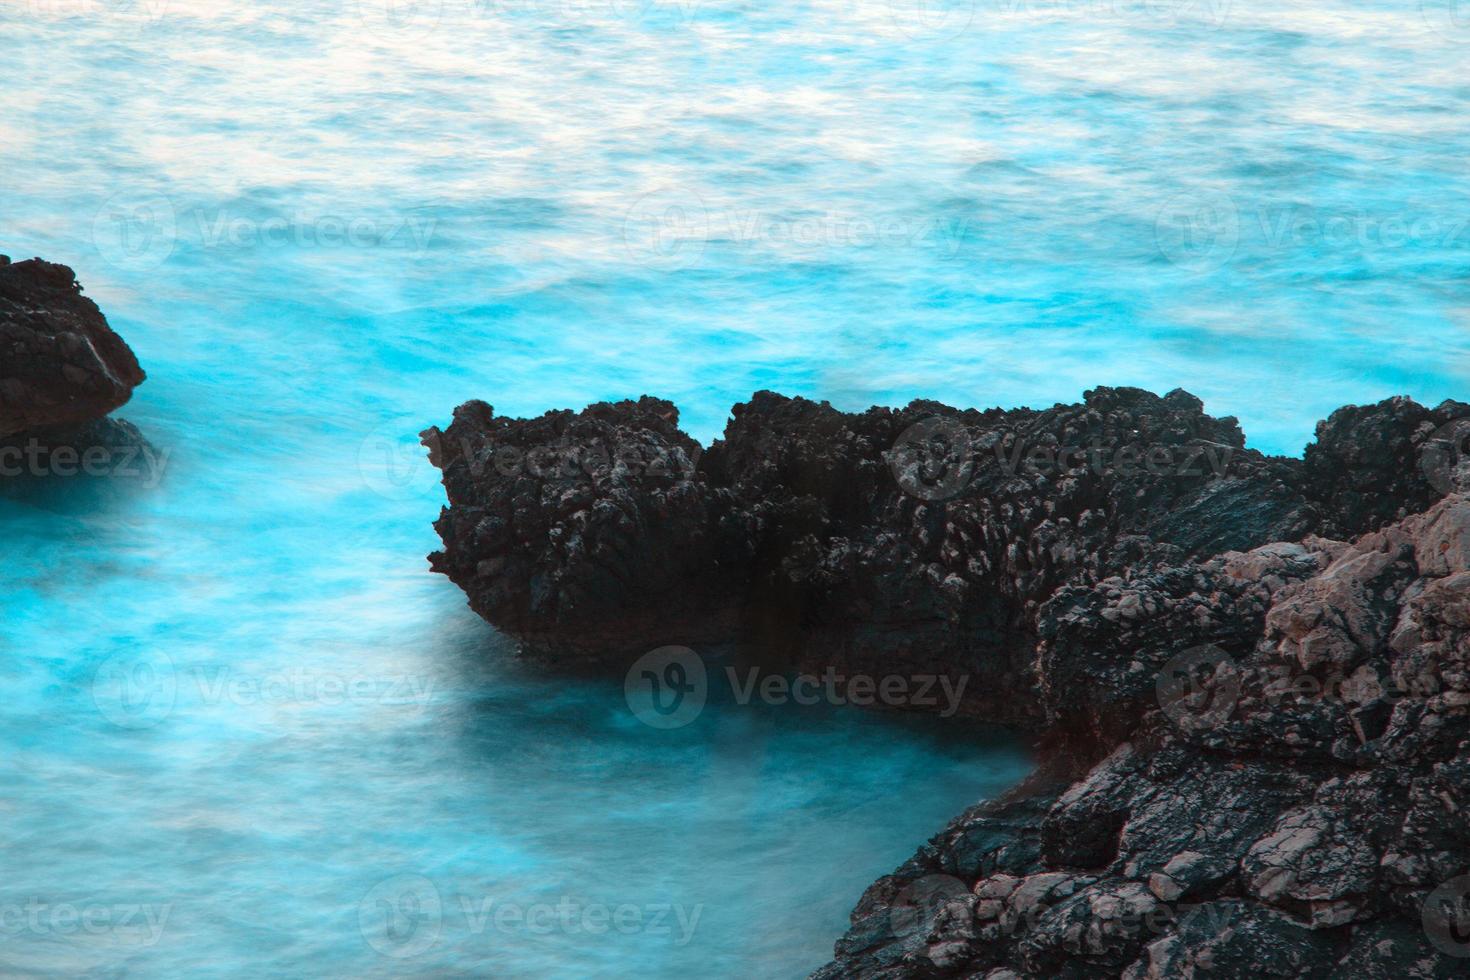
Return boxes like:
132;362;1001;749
424;387;1470;976
0;417;163;502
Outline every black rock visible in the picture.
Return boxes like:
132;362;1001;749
0;416;162;501
1305;396;1470;538
426;387;1331;724
0;257;146;438
813;497;1470;977
0;257;155;497
423;387;1470;977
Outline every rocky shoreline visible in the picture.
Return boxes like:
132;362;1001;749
0;256;153;492
425;388;1470;977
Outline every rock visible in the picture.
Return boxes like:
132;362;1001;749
422;396;739;663
427;387;1329;724
1122;901;1340;979
0;256;153;498
1304;397;1470;539
815;496;1470;976
0;256;145;438
0;417;162;503
1335;919;1465;978
423;388;1470;976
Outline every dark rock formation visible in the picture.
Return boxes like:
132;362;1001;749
1304;397;1470;538
427;387;1329;724
424;386;1470;976
818;498;1470;978
0;256;152;491
424;395;731;661
1;256;145;437
0;417;160;501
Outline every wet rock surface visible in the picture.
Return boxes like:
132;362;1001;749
816;497;1470;978
0;256;145;438
0;255;153;499
424;387;1470;976
428;387;1318;722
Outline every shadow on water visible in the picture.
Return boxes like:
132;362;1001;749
2;539;1031;978
422;620;1035;976
0;463;158;516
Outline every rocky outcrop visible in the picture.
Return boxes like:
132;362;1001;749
0;256;152;490
424;395;733;662
427;387;1339;724
1304;397;1470;538
818;497;1470;978
423;387;1470;976
1;256;145;437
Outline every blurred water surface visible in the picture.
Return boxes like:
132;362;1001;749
2;0;1468;975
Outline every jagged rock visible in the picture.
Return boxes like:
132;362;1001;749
0;254;153;499
1305;397;1470;539
427;387;1334;724
422;387;1470;976
816;496;1470;977
0;256;145;438
1035;537;1338;761
1120;901;1340;979
422;396;740;662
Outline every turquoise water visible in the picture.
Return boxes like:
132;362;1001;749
2;0;1469;976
